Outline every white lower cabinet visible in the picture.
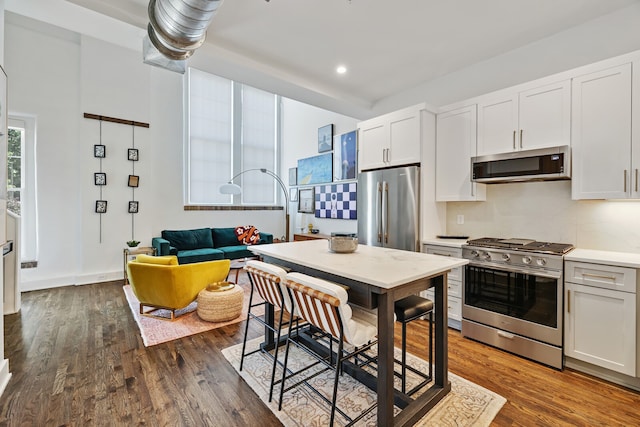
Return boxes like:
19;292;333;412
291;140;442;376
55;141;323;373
564;261;637;376
422;244;463;330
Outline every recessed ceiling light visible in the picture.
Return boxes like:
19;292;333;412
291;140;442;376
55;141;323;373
336;65;347;74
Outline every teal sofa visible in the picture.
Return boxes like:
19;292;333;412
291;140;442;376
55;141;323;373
152;227;273;264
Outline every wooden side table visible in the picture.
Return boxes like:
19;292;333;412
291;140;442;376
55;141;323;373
293;233;331;241
123;246;157;285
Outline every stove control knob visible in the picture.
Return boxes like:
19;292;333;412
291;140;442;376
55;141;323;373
482;252;491;260
536;258;547;266
470;250;479;258
502;253;511;262
522;256;532;265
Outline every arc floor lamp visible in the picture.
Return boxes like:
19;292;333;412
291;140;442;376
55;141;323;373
219;168;290;242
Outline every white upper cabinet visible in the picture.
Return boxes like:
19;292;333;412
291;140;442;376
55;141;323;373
477;80;571;156
358;104;423;171
435;105;486;201
571;63;633;200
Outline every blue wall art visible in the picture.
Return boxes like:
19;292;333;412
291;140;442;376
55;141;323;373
314;182;357;220
333;130;357;181
297;153;333;185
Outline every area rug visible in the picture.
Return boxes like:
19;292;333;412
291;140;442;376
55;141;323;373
222;336;506;427
123;273;263;347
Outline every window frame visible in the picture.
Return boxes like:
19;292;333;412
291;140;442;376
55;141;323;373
185;68;282;208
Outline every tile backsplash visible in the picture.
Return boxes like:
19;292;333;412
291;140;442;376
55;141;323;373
446;180;640;253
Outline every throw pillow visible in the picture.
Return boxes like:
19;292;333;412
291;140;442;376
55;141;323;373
234;225;261;245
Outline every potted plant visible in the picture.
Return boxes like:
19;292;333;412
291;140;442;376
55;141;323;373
126;240;140;249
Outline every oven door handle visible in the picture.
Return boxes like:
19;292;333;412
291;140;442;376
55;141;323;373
466;260;562;279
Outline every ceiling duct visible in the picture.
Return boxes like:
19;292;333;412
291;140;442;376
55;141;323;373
143;0;223;73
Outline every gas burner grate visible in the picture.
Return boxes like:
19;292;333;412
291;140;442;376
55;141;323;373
466;237;574;255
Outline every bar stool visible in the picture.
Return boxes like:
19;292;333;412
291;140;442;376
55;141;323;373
279;272;378;427
394;294;433;395
240;260;299;402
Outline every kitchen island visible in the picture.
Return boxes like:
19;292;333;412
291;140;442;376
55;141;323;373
250;239;468;426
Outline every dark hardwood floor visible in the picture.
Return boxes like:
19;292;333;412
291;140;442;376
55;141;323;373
1;273;639;426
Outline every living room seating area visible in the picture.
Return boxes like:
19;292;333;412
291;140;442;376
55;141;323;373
152;227;273;264
126;254;231;320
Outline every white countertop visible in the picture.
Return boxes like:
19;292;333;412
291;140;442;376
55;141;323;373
422;238;469;248
250;240;468;289
565;248;640;269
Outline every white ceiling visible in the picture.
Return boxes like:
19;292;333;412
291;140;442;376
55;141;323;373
66;0;638;115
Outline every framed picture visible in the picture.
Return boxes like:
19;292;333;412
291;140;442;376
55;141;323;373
297;153;333;185
94;172;106;186
94;144;106;158
128;201;139;213
298;188;314;213
333;130;358;181
127;148;139;161
289;167;297;186
95;200;107;213
318;124;333;153
289;188;298;202
314;182;357;219
128;175;139;187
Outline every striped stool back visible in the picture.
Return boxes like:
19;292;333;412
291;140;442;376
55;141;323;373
245;260;291;312
286;272;376;347
286;279;343;340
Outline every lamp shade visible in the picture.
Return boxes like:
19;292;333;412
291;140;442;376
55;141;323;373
219;183;242;195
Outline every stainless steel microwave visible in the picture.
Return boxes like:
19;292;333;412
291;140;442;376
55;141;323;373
471;145;570;183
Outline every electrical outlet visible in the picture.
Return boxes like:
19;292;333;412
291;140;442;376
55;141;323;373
457;215;464;225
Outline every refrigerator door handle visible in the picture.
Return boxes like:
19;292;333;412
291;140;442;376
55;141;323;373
377;182;383;243
382;181;389;244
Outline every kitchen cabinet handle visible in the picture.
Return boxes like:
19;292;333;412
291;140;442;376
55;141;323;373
512;130;516;149
636;169;638;192
567;290;570;313
432;251;452;257
624;169;628;192
519;129;523;149
582;272;617;282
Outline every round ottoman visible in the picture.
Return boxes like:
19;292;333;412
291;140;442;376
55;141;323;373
197;284;244;322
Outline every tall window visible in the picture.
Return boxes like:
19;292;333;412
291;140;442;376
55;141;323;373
8;116;38;264
7;125;23;215
187;68;279;205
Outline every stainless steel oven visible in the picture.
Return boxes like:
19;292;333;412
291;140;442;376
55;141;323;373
461;238;573;369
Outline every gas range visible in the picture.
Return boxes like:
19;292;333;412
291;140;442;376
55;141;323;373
462;237;574;271
461;237;574;369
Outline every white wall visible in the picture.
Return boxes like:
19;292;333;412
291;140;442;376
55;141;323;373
5;12;283;290
446;181;640;253
281;98;359;236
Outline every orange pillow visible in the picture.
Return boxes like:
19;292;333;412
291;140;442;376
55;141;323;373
235;225;261;245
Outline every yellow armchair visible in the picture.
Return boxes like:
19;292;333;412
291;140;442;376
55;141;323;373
127;254;231;320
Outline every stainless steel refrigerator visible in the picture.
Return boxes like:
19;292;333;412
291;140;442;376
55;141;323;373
357;165;420;252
